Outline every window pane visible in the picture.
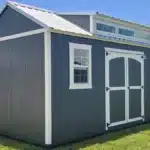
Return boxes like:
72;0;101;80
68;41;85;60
81;58;88;66
74;49;81;57
74;49;89;66
96;23;115;33
74;49;89;57
74;75;81;83
80;50;89;57
74;69;88;83
119;28;134;37
74;56;82;65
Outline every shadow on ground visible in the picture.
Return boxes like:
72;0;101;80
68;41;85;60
52;123;150;150
0;123;150;150
0;136;43;150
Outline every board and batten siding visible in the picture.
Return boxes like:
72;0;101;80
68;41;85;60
51;32;150;145
0;6;42;36
0;33;45;144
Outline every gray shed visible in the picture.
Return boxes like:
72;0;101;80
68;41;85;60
0;0;149;147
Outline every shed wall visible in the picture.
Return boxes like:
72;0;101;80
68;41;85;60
0;33;45;144
51;32;150;145
59;15;90;31
0;6;42;36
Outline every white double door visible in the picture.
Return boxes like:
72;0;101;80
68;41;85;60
105;48;145;130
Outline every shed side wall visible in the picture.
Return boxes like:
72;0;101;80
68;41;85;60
0;6;42;36
51;33;150;145
0;33;45;144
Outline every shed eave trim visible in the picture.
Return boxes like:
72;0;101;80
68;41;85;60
48;28;150;49
0;28;45;41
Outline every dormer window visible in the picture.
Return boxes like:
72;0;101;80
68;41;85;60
96;23;116;33
119;28;134;37
95;20;135;39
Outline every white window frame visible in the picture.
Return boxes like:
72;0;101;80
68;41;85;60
69;42;92;89
96;22;116;34
93;19;135;40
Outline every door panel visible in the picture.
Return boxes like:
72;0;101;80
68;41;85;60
105;49;145;130
128;57;143;120
110;90;125;123
129;58;141;86
109;58;125;87
129;89;141;119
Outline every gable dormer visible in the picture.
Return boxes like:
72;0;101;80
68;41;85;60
59;12;150;46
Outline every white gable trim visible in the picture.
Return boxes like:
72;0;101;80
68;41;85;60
6;1;48;28
0;28;45;41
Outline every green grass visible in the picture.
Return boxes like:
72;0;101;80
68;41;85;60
1;123;150;149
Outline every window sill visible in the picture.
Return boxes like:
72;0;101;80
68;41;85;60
69;84;92;90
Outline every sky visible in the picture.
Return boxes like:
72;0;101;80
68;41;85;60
0;0;149;26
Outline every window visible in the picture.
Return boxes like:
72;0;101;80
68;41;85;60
96;23;116;33
119;28;134;37
69;43;92;89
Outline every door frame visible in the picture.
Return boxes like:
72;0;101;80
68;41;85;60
105;47;145;130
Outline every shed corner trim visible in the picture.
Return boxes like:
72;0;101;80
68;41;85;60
44;30;52;145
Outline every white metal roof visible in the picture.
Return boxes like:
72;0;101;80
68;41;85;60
5;1;92;36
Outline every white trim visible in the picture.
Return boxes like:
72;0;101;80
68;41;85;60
141;60;145;118
0;29;45;42
109;87;126;91
108;117;143;127
69;42;92;90
105;52;110;130
128;117;143;122
125;57;129;121
90;15;94;33
129;86;141;89
44;30;52;145
108;120;127;127
105;47;144;55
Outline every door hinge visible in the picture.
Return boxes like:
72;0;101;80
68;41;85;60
107;123;110;127
141;55;147;59
106;52;109;56
106;87;109;91
141;115;144;119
